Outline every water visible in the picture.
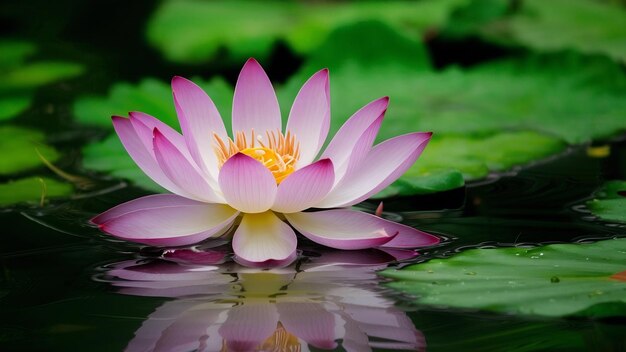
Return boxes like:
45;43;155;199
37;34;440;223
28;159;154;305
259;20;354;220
2;1;626;351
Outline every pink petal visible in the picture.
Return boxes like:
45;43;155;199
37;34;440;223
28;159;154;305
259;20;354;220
272;158;335;213
334;112;384;184
112;116;184;195
218;153;277;213
285;69;330;167
317;132;432;208
232;212;297;264
96;196;238;246
232;58;281;136
128;111;189;159
380;224;439;249
321;97;388;173
277;302;338;349
153;128;223;203
219;304;280;351
172;76;227;180
284;209;397;250
91;194;199;225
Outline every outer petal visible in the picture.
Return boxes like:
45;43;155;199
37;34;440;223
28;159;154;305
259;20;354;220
321;97;388;172
232;212;297;264
334;113;383;184
232;58;281;136
317;132;432;208
218;153;277;213
112;116;185;195
153;129;223;203
285;209;397;250
172;76;228;180
128;111;189;159
94;195;239;247
286;69;330;167
271;159;334;213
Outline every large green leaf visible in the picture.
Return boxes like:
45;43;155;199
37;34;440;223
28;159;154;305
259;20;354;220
587;180;626;223
445;0;626;63
0;177;72;207
79;77;233;190
0;126;60;175
145;0;467;63
279;22;625;195
0;40;84;121
382;238;626;318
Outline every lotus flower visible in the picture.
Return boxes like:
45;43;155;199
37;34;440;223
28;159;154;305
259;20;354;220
91;58;438;266
106;249;426;351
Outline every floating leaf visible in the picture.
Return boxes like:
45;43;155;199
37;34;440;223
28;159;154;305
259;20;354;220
0;40;84;121
279;22;626;195
146;0;467;63
587;180;626;223
0;126;60;175
0;177;72;207
447;0;626;64
79;77;232;190
382;238;626;318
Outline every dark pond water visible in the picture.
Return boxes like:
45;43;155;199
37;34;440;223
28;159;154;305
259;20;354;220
2;1;626;351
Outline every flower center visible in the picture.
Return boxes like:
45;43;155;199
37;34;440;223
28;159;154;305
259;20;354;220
214;129;300;184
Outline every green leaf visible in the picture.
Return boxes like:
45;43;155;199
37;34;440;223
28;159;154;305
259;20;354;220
587;180;626;223
0;40;84;120
381;238;626;318
79;77;233;190
0;177;72;207
279;22;625;195
447;0;626;63
0;126;60;175
145;0;467;63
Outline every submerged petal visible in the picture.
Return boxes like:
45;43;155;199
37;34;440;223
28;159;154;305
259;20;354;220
286;69;330;167
317;132;432;208
272;158;335;213
232;212;297;264
93;194;238;246
232;58;281;136
218;153;277;213
172;76;227;180
285;209;398;250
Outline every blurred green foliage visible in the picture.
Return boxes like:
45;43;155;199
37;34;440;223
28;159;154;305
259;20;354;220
0;40;84;121
382;238;626;318
0;125;60;175
146;0;467;63
0;177;72;206
444;0;626;64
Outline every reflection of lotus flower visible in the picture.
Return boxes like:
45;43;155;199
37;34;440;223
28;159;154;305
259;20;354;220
106;250;426;351
91;58;438;266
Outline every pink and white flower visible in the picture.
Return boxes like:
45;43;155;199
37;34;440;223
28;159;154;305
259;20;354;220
91;58;438;266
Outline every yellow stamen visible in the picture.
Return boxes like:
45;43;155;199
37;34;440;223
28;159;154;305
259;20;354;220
214;130;300;184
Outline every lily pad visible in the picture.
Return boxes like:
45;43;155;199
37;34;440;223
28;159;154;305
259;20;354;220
0;177;72;207
279;22;626;195
445;0;626;64
0;126;60;175
382;238;626;318
587;181;626;223
145;0;467;63
0;40;84;121
79;77;232;190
